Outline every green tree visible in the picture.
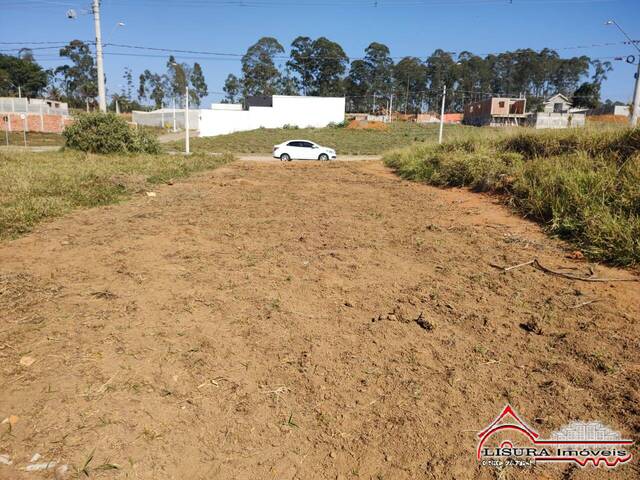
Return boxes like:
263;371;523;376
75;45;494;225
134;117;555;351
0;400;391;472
572;82;600;109
276;69;299;95
223;73;242;103
424;49;457;111
345;59;371;112
364;42;394;98
241;37;284;96
189;62;208;106
123;67;134;100
393;57;427;113
310;37;348;96
55;40;99;108
0;53;48;97
167;55;188;101
139;69;167;109
287;36;315;95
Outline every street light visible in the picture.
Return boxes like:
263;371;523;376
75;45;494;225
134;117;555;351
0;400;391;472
606;19;640;126
67;2;107;112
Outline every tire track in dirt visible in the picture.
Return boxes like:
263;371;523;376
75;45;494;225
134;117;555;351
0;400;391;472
0;160;638;479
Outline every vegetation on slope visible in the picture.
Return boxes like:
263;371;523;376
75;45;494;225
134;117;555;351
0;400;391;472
179;123;499;155
384;128;640;266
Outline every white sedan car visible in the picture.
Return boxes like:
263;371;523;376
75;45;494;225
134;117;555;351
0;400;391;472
273;140;337;161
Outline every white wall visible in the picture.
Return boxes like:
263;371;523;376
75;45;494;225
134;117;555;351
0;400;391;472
199;95;345;137
132;109;200;130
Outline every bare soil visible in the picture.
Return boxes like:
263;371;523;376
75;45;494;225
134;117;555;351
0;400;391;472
1;160;638;479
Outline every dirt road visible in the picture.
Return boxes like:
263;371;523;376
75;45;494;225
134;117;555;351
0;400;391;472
1;160;638;479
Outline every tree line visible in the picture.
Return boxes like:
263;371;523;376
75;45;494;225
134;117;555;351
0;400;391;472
0;40;209;112
224;36;613;112
0;37;615;114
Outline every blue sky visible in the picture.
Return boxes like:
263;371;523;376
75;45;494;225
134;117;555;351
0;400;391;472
1;0;639;107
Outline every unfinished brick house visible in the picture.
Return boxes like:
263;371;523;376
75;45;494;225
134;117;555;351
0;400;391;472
462;97;527;127
0;97;72;133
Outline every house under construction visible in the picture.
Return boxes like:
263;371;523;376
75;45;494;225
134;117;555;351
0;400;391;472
463;97;527;127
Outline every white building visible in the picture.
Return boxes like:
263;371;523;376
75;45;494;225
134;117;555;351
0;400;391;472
199;95;345;137
527;93;586;129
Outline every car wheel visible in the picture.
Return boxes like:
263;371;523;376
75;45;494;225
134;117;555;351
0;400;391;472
280;153;291;162
318;153;329;161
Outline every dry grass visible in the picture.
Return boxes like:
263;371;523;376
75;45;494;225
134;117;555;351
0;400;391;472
2;132;65;147
171;122;500;155
0;150;233;239
384;127;640;266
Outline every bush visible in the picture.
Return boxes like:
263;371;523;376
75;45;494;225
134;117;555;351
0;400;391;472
63;113;161;154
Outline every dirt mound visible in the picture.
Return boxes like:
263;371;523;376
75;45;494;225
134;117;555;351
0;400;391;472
587;114;629;124
346;119;388;131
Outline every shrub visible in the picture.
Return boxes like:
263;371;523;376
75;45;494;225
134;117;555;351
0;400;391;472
63;113;161;154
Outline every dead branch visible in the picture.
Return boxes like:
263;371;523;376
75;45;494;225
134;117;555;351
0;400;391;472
532;259;638;283
490;258;639;283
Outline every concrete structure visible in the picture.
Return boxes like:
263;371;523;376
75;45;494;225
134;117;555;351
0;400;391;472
0;113;73;133
587;104;630;117
199;95;345;137
541;93;573;113
527;93;586;129
463;97;527;126
0;97;69;116
442;113;463;124
416;113;440;124
0;97;71;133
132;108;200;130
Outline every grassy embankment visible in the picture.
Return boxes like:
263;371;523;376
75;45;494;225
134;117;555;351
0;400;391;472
384;127;640;266
0;150;233;239
175;122;501;155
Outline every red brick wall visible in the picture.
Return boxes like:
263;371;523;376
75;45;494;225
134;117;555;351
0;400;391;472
0;113;73;133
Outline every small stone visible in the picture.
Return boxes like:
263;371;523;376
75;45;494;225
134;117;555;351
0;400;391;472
20;356;36;367
54;464;69;480
329;451;336;459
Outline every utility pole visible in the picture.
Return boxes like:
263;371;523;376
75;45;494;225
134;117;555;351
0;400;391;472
439;85;447;144
172;97;177;132
92;0;107;112
184;86;190;154
632;62;640;127
388;93;393;123
605;20;640;126
18;86;22;98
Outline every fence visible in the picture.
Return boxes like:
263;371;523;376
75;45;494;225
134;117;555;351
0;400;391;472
132;109;200;130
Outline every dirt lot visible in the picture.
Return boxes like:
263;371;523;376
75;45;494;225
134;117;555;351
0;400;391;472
0;160;638;479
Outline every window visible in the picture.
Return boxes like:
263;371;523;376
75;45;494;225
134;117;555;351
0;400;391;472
287;141;300;147
498;101;505;108
554;103;564;113
300;142;314;148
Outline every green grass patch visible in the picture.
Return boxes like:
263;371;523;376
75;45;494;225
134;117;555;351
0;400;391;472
384;128;640;266
173;122;501;155
0;150;233;239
